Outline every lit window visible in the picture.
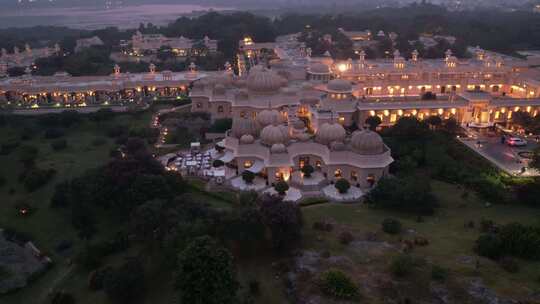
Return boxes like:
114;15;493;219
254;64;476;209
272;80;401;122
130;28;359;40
196;102;202;108
334;169;342;178
351;171;358;181
218;105;224;113
244;160;253;168
240;111;246;118
315;161;322;168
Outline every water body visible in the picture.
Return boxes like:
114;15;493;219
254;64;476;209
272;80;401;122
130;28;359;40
0;4;234;29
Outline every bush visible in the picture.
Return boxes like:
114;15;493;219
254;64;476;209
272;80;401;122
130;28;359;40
499;257;520;273
390;254;417;277
313;221;333;232
318;269;359;300
338;231;354;245
213;159;224;168
475;234;503;259
431;265;448;281
334;178;350;194
382;218;402;234
242;171;255;184
51;139;68;151
238;191;258;207
301;164;314;178
274;181;289;195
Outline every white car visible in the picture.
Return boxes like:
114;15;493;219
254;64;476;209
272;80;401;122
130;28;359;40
506;137;527;147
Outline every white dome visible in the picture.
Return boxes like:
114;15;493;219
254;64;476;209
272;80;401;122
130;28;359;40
270;143;287;154
257;109;282;127
239;134;255;144
247;66;285;93
327;79;352;93
231;117;258;138
330;141;346;151
309;62;330;74
214;72;233;86
260;124;289;146
351;129;384;155
316;123;346;145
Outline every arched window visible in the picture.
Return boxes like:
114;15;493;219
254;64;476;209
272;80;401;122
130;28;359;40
196;102;202;108
334;169;342;178
217;105;224;113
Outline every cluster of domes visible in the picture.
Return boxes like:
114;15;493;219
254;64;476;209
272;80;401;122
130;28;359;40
327;79;353;93
246;65;286;93
316;122;346;145
239;134;255;144
256;109;283;128
270;143;287;154
260;124;289;146
351;129;384;155
231;117;258;138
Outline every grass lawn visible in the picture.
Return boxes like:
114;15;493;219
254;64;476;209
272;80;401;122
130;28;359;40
0;110;153;304
301;181;540;301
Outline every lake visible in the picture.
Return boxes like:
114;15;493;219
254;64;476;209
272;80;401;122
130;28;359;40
0;4;234;29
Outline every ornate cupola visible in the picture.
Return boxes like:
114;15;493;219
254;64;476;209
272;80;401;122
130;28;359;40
393;50;405;69
411;49;419;62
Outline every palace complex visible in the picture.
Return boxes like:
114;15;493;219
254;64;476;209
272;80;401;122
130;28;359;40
2;33;540;190
128;31;218;57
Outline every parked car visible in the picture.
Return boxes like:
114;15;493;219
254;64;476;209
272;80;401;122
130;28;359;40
506;137;527;147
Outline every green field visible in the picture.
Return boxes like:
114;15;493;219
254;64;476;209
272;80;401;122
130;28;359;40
301;181;540;302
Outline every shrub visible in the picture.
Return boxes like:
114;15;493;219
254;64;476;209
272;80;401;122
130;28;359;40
475;234;503;259
431;265;448;281
390;254;415;277
242;170;255;184
334;178;350;194
208;118;233;133
318;269;359;300
213;159;225;168
499;257;519;273
274;181;289;195
480;219;496;233
51;139;68;151
338;231;354;245
301;164;314;178
382;218;402;234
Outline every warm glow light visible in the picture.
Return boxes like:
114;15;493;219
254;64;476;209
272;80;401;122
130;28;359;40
338;63;348;72
369;110;376;116
383;110;389;116
397;110;403;116
438;108;444;115
451;108;456;115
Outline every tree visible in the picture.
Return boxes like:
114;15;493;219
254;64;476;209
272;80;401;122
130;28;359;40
365;176;437;215
382;218;402;234
242;170;255;184
301;164;314;178
334;178;350;194
175;236;238;304
531;147;540;171
103;259;145;304
425;115;442;130
365;116;382;131
259;194;302;251
274;181;289;195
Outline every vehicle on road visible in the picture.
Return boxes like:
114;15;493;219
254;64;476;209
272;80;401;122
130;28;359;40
506;137;527;147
